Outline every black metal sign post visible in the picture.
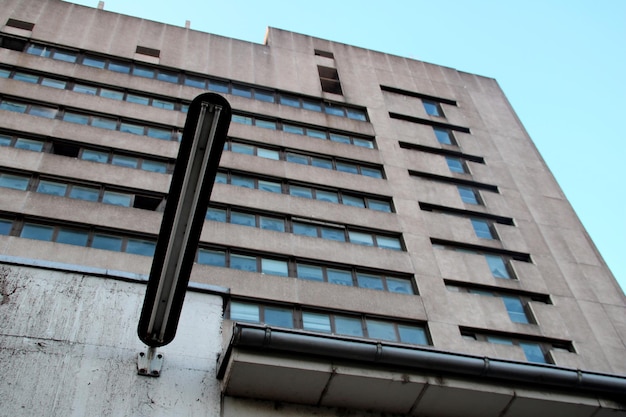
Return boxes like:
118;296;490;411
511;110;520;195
137;93;231;375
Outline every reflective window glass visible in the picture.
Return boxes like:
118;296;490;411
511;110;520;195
41;78;67;89
120;122;145;135
230;302;260;322
290;185;313;199
293;223;318;237
208;80;229;93
56;228;89;246
471;218;494;239
423;100;441;116
29;105;57;118
357;273;384;290
255;119;277;130
302;312;331;332
434;127;454;145
346;108;367;121
311;157;333;169
286;153;308;165
126;94;150;105
306;129;326;139
335;316;363;336
264;306;293;327
231;254;257;272
13;72;39;83
258;180;282;193
125;239;155;256
69;186;99;201
259;216;284;232
91;117;117;130
111;155;139;168
254;90;275;103
132;65;155;78
520;342;547;363
92;234;123;251
485;254;511;279
36;180;67;196
398;325;428;345
327;268;353;286
336;162;359;174
0;69;10;78
329;133;351;144
72;84;98;95
324;106;344;117
20;223;53;241
279;95;300;107
156;70;178;83
361;167;383;178
283;124;304;135
206;208;227;222
387;277;414;294
146;127;172;140
352;138;374;148
141;160;168;173
82;56;106;68
0;100;27;113
184;76;206;88
26;44;52;57
342;195;365;208
232;85;252;98
63;112;90;125
102;191;132;207
232;115;252;125
231;175;255;188
231;143;254;155
231;211;255;227
366;319;396;341
458;186;479;205
257;148;280;160
197;249;226;267
502;296;529;323
321;227;345;242
0;174;29;190
52;50;77;63
15;138;44;152
376;235;402;250
315;190;338;203
108;61;131;74
349;231;374;246
261;258;288;276
296;264;324;281
81;149;108;163
100;88;124;100
446;156;466;173
0;135;11;146
0;219;12;235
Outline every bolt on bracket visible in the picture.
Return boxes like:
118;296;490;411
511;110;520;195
137;347;163;377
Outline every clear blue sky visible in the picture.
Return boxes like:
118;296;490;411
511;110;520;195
67;1;626;292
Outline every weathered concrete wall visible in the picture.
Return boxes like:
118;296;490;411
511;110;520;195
0;264;224;417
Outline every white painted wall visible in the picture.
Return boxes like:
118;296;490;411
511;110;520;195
0;264;224;417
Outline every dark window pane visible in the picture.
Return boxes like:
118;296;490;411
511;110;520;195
198;249;226;267
92;234;123;251
21;223;54;241
0;219;12;235
56;228;89;246
264;306;293;327
230;254;257;272
297;264;324;281
126;239;155;256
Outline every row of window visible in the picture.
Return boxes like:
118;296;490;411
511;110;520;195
0;172;164;211
0;216;413;295
215;171;393;213
229;301;429;345
206;206;403;250
0;66;188;113
0;97;182;141
380;85;456;119
0;218;157;257
226;139;383;178
198;248;415;294
1;36;368;121
461;329;573;364
0;132;172;174
231;114;374;148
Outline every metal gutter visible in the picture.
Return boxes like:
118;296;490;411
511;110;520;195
219;323;626;397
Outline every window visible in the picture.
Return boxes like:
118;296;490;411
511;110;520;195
446;156;466;173
0;218;12;235
318;66;343;95
485;254;511;279
0;173;29;190
458;185;481;205
502;296;531;324
434;127;455;145
471;218;495;239
423;100;442;117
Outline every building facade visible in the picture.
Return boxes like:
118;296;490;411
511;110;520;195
0;1;624;416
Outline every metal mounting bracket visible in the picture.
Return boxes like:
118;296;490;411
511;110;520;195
137;347;163;377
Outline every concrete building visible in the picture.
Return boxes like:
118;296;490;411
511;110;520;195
0;0;624;416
